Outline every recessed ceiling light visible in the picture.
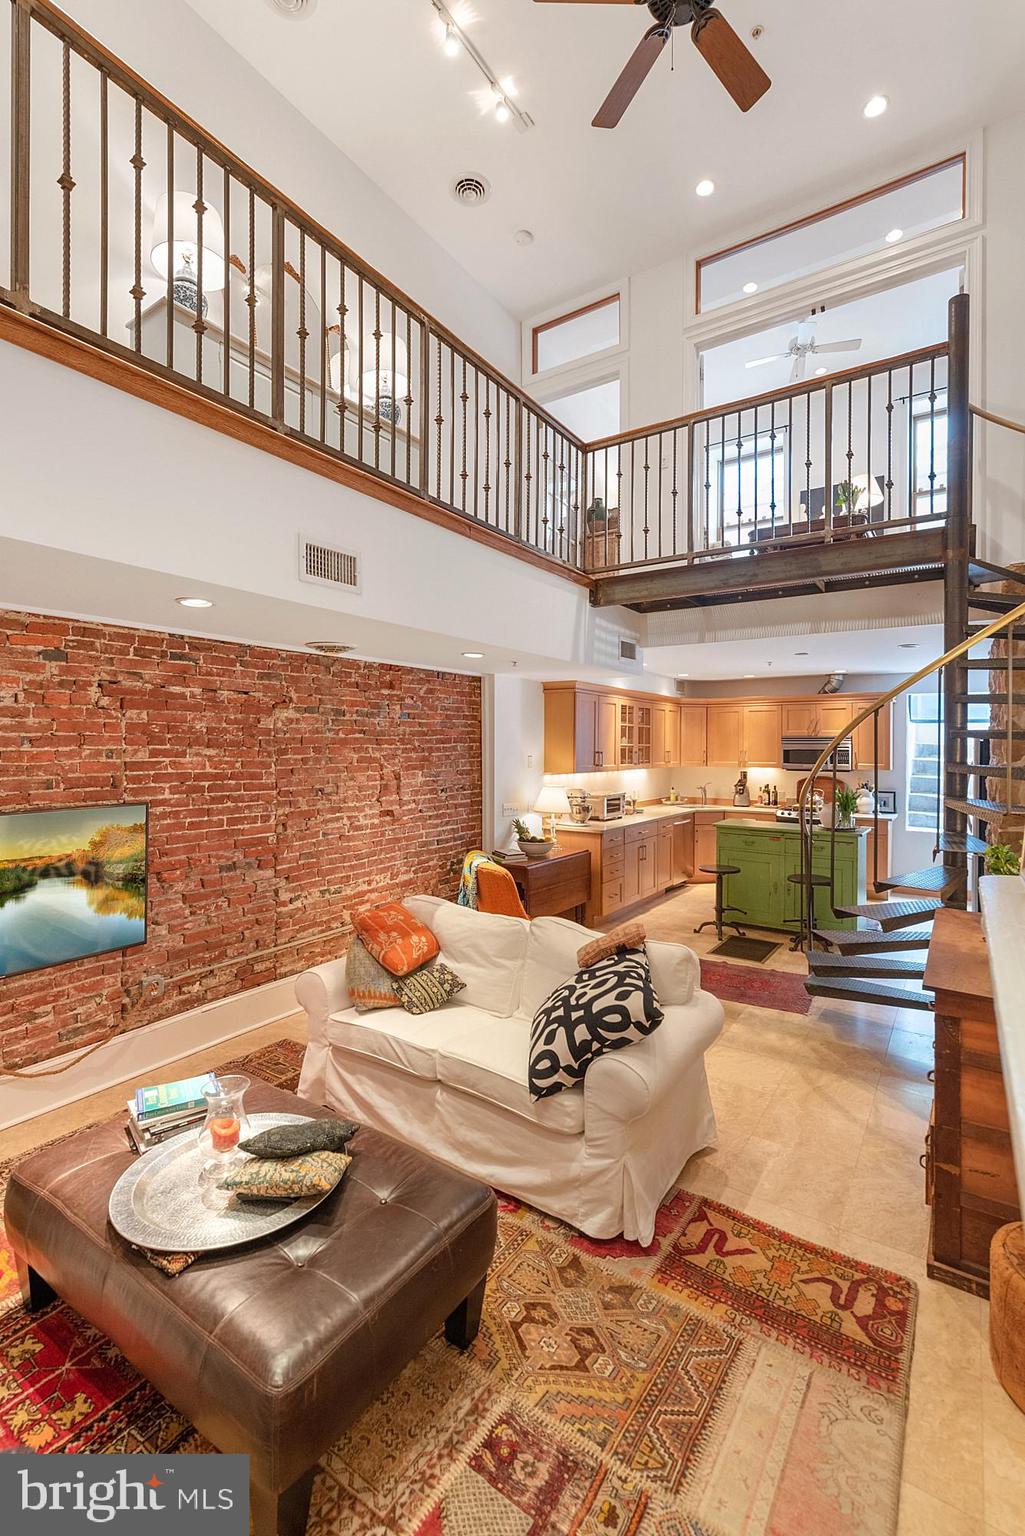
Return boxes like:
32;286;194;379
462;651;485;659
814;366;828;377
794;651;809;656
443;24;460;57
899;642;919;650
863;94;888;118
176;596;213;608
885;227;904;244
695;179;715;198
742;281;758;295
514;229;535;247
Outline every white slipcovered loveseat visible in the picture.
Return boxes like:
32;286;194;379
296;897;723;1244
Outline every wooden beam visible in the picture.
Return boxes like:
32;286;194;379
591;528;948;607
0;303;591;590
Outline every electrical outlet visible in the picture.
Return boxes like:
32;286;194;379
526;753;534;768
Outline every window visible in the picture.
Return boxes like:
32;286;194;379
532;295;620;374
711;430;789;549
697;155;966;313
911;390;949;519
906;693;989;832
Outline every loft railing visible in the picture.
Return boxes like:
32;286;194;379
0;0;585;571
0;0;957;585
582;342;950;573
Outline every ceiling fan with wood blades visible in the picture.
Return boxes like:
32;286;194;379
533;0;771;129
745;317;863;383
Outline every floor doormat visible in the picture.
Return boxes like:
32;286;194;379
0;1040;915;1534
710;935;781;964
700;956;813;1014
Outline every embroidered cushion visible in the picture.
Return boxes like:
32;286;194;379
392;962;467;1016
239;1118;359;1159
345;937;399;1011
351;901;440;978
220;1150;352;1201
576;920;646;969
529;948;664;1101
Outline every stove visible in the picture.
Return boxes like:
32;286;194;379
775;808;821;825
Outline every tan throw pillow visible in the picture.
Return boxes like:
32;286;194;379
346;937;398;1012
220;1150;352;1201
577;921;646;969
392;962;466;1016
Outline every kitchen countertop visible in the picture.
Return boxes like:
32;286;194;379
555;801;896;833
719;818;869;835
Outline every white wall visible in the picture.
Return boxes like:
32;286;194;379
31;0;520;379
978;110;1025;565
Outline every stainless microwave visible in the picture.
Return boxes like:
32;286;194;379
781;736;854;773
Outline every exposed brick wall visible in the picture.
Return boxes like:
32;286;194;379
0;611;482;1069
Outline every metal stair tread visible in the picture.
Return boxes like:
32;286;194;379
804;977;935;1010
811;926;935;954
806;951;928;979
874;865;965;895
829;897;944;930
936;832;988;855
947;762;1025;779
945;796;1025;821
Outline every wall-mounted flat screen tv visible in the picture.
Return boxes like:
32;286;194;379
0;804;148;979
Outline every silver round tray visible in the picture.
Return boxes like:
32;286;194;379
108;1113;339;1253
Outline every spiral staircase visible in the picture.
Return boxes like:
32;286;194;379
793;295;1025;1012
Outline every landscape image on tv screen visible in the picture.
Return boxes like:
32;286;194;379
0;804;147;979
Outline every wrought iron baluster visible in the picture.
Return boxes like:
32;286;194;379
866;367;872;527
929;354;937;519
99;71;108;336
10;0;31;310
449;346;456;508
59;41;74;319
769;400;776;536
164;123;174;367
752;404;759;538
297;230;307;434
222;166;231;398
405;309;414;487
804;392;812;532
373;287;382;471
787;396;794;534
845;378;854;529
671;426;679;556
390;298;397;481
337;260;348;453
270;206;285;422
735;411;743;549
130;99;145;351
194;147;206;382
246;187;256;408
357;273;365;464
483;375;492;523
435;333;444;500
642;435;651;561
318;242;326;439
886;367;894;521
504;392;512;531
460;357;469;513
703;421;711;551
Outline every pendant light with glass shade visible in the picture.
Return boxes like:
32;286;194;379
150;192;225;317
362;333;410;425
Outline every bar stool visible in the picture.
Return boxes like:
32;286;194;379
786;871;832;951
694;865;746;943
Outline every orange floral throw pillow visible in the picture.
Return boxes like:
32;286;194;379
351;902;440;978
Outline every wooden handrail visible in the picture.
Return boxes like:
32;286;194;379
971;404;1025;438
586;342;949;451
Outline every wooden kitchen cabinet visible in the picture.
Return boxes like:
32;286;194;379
544;685;619;773
817;699;856;738
656;823;673;888
623;826;658;904
853;699;893;771
672;814;694;883
782;701;820;736
707;704;780;767
680;705;707;766
652;702;681;767
693;814;721;879
783;699;854;738
619;702;652;767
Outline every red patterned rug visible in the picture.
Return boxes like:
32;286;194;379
700;957;813;1015
0;1039;915;1533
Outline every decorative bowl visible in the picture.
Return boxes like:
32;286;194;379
518;838;554;860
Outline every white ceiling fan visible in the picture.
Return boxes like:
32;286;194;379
745;316;863;384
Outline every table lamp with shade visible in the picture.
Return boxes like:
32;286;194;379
362;333;409;424
150;192;225;318
534;785;571;842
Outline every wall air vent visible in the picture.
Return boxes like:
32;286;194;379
299;535;361;593
619;639;639;663
452;175;492;207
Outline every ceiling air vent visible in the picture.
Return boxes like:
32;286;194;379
299;535;361;593
619;639;639;663
452;175;492;208
265;0;316;16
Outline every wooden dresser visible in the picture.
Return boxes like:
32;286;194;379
925;908;1021;1296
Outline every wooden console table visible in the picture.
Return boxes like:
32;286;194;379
502;848;591;922
925;908;1021;1296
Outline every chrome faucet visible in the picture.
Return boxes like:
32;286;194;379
698;783;709;805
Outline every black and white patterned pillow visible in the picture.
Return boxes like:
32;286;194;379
529;948;664;1101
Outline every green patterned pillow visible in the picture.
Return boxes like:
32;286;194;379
392;962;466;1016
345;937;398;1012
219;1150;351;1201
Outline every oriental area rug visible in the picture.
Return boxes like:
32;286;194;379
0;1039;915;1535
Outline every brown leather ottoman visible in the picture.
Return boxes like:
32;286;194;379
4;1079;497;1536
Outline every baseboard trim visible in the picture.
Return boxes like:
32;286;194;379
0;975;299;1132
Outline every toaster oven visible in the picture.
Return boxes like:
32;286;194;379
588;792;627;821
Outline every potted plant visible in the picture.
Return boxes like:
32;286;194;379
833;785;859;830
585;496;619;532
834;479;865;517
514;818;554;860
984;841;1022;876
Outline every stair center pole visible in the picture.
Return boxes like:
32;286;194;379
944;293;972;905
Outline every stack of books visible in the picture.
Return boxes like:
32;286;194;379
124;1071;219;1154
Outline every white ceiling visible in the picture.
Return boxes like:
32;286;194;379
653;622;943;681
183;0;1025;318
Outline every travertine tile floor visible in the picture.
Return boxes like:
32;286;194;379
2;883;1023;1534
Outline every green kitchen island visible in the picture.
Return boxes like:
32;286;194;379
715;819;868;933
